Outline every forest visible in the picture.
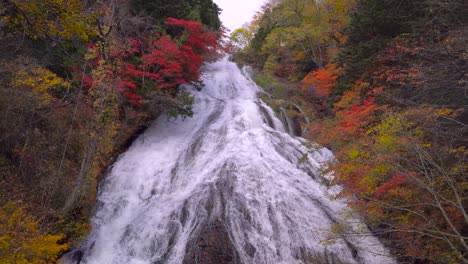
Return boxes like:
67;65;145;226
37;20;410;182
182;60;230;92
0;0;467;263
0;0;225;262
231;0;467;263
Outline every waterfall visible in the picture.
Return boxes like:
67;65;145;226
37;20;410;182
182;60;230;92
65;59;395;264
279;107;297;136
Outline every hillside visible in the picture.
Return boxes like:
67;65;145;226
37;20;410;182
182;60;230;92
232;0;468;263
0;0;224;262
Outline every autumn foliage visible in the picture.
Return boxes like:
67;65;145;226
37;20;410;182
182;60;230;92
309;31;468;264
117;17;219;105
83;17;221;107
3;0;96;40
0;203;68;263
302;64;339;98
0;1;224;262
234;0;468;262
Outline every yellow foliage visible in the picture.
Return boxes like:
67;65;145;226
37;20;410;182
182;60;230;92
359;174;378;194
436;108;462;118
369;114;405;153
0;203;68;263
346;148;370;161
3;0;97;40
370;164;393;178
347;149;361;160
11;67;70;104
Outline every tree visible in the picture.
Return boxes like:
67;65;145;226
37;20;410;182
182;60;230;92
235;0;356;79
302;63;340;98
230;27;252;51
117;17;219;106
2;0;96;40
130;0;222;30
0;0;224;260
0;202;68;263
11;66;71;105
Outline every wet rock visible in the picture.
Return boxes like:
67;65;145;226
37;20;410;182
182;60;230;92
183;220;239;264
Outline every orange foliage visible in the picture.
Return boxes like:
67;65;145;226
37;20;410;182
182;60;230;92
302;64;340;98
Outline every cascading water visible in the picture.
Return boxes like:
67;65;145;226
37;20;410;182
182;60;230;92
66;59;395;264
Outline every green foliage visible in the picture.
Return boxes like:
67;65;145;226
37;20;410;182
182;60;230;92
55;216;91;244
230;28;252;51
335;0;468;91
335;0;422;88
131;0;222;30
167;88;195;118
250;24;274;53
253;69;314;135
234;0;355;80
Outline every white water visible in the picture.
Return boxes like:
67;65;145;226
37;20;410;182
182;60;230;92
68;59;395;264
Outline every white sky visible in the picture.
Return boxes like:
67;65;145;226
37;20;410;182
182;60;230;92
214;0;266;32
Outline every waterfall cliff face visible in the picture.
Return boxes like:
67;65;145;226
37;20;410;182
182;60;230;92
68;59;395;264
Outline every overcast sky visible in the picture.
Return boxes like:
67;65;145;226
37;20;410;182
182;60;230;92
214;0;266;32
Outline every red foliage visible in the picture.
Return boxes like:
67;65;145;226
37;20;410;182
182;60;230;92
337;98;383;136
81;18;221;106
341;167;373;194
164;17;218;57
83;74;93;90
374;173;406;198
117;18;220;104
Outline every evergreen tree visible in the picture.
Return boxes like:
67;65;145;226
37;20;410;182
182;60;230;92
131;0;222;30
